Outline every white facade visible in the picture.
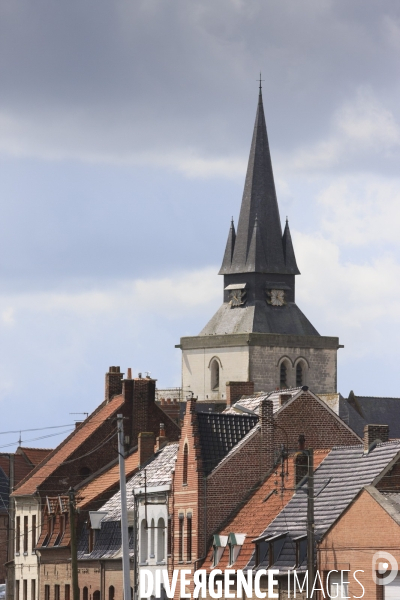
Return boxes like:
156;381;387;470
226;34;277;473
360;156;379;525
13;496;41;600
134;484;169;600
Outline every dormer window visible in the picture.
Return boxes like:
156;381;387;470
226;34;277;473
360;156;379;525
253;532;287;568
227;533;246;566
212;534;228;567
293;535;307;568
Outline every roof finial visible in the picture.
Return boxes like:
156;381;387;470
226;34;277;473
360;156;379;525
258;72;264;95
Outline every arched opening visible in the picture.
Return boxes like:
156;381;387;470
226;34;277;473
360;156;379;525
183;444;188;485
296;363;303;387
280;361;288;389
79;467;91;480
82;588;88;600
210;359;220;390
157;517;165;562
150;518;155;558
140;519;148;563
93;592;100;600
108;586;115;600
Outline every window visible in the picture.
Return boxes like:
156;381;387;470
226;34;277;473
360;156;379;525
186;514;192;562
167;516;172;557
328;572;349;599
31;580;36;600
23;580;27;600
227;533;245;566
54;585;60;600
140;519;148;563
32;515;36;551
178;514;184;562
16;516;21;553
83;588;89;600
24;516;28;553
280;362;288;388
79;467;91;480
44;586;50;600
157;518;165;562
93;592;100;600
211;360;220;390
16;581;20;600
212;535;228;567
296;363;303;386
108;586;115;600
65;585;70;600
182;444;188;485
150;518;155;558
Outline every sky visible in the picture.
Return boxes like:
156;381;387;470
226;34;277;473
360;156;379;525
1;0;400;450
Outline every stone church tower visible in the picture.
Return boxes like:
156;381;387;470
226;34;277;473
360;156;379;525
179;89;341;401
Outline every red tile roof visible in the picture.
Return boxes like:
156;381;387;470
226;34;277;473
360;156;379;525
13;394;125;496
76;449;139;509
18;447;53;466
202;449;330;571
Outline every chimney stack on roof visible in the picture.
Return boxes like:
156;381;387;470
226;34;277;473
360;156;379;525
105;366;123;403
138;432;155;467
226;381;255;407
156;423;167;452
127;368;132;380
363;424;389;453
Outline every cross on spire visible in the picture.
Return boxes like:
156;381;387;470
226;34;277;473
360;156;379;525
258;73;264;93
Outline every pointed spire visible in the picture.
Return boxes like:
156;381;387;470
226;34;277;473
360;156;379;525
219;218;236;274
225;89;290;274
282;218;300;274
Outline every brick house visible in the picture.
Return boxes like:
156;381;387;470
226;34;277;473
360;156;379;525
319;485;400;599
0;447;52;591
10;368;180;600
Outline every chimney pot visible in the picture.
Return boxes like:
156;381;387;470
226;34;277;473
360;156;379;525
138;372;142;378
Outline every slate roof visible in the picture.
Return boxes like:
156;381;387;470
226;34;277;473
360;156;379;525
252;440;400;571
76;449;139;510
100;443;178;522
219;90;298;276
202;450;329;571
13;394;125;496
199;301;319;336
197;413;259;475
339;394;400;438
224;388;302;415
78;520;135;560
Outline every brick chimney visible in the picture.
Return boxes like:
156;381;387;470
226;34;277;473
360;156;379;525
105;366;123;403
260;398;274;478
138;432;155;467
156;423;167;451
226;381;255;407
364;424;389;453
131;377;157;442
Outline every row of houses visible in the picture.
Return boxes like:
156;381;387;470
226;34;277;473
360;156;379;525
4;364;400;599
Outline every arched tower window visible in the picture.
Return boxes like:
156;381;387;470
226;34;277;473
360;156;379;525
109;586;115;600
150;518;155;558
157;517;165;562
280;362;288;389
211;359;220;390
140;519;148;563
296;363;303;387
183;444;188;485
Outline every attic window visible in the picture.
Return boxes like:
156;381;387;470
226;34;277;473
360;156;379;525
212;534;227;567
79;467;91;480
227;533;245;566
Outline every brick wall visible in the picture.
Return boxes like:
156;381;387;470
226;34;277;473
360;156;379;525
364;424;389;452
226;381;255;407
319;487;400;599
105;366;123;402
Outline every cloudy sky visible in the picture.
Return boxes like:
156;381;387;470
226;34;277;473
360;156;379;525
1;0;400;450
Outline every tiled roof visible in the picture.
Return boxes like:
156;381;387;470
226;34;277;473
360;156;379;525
18;447;53;466
340;395;400;438
0;454;36;485
197;413;258;475
203;450;329;571
78;521;135;560
224;388;302;415
77;450;139;509
13;394;125;496
100;443;178;521
255;440;400;571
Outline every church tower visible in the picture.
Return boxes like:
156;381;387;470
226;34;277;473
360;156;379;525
179;89;341;400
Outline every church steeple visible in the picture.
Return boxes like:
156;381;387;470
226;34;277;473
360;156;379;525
220;89;299;275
